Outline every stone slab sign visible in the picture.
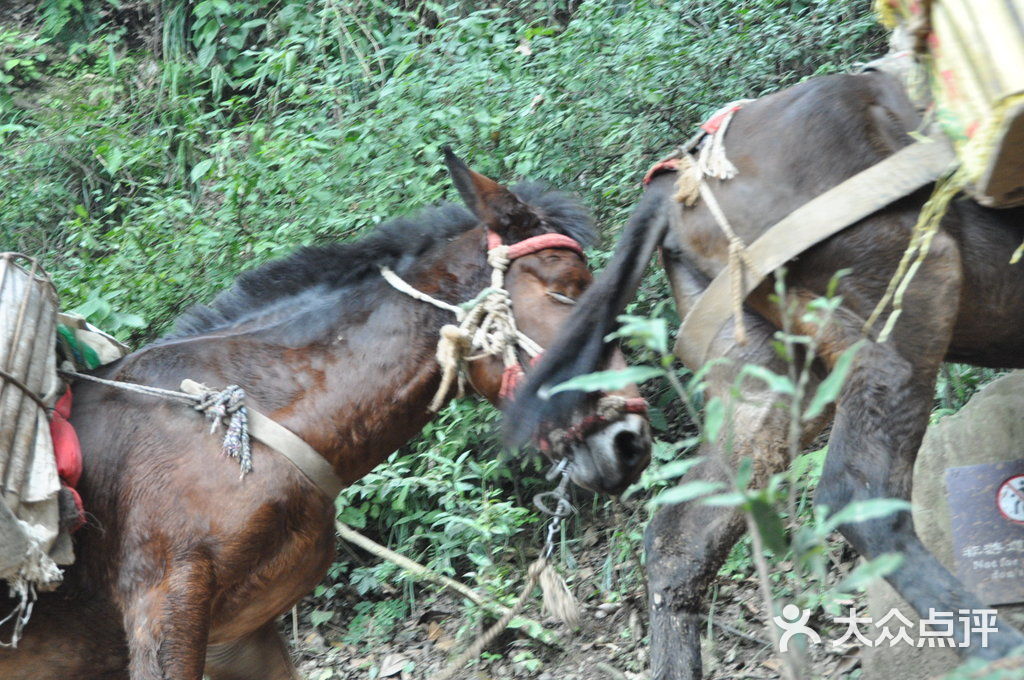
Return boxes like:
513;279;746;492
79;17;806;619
947;459;1024;606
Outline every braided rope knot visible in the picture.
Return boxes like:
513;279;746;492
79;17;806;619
486;244;510;271
431;325;473;411
596;394;629;420
385;240;542;412
195;385;253;476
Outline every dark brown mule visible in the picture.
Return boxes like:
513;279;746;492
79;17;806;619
0;152;652;680
507;70;1024;678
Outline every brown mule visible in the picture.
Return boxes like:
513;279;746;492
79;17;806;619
507;70;1024;679
0;151;652;680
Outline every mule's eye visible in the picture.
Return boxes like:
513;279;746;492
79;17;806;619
546;291;576;305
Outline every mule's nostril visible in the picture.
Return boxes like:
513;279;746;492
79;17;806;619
614;429;647;467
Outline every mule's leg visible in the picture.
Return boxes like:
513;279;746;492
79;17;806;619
205;620;299;680
771;238;1024;657
647;457;745;680
647;309;830;680
121;555;214;680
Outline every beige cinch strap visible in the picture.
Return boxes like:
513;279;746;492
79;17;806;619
180;379;344;499
675;134;957;369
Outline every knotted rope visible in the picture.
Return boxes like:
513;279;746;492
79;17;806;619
674;153;753;345
381;243;543;412
646;104;754;348
193;384;252;476
58;370;254;476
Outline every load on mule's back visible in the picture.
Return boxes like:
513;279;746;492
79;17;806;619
0;254;65;644
0;253;127;645
877;0;1024;208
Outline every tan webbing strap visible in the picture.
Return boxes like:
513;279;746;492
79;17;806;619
180;379;344;499
674;135;957;368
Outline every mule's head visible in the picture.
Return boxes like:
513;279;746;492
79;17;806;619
444;149;652;494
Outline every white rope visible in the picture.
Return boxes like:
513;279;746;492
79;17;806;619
696;99;753;181
380;247;543;411
379;267;465;319
672;102;753;344
697;180;754;345
58;369;254;474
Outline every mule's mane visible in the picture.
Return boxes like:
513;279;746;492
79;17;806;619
167;182;595;339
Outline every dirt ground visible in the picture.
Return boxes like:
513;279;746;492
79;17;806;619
285;513;867;680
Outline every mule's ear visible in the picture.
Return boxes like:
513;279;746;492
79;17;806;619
443;146;541;242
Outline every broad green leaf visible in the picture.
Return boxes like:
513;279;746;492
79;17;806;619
791;446;827;481
508;616;558;644
739;364;794;395
825;498;912;533
651;457;703;481
102;146;123;176
803;341;864;421
835;552;903;592
309;609;333;627
607;314;669;355
703;396;725;442
190;158;214;183
649;480;724;507
701;492;746;507
111;312;147;329
735;457;753;490
749;498;788;555
547;366;664;396
197;42;217;69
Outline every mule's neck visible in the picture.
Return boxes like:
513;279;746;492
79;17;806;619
237;226;493;487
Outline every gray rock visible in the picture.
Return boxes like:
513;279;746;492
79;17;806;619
863;370;1024;679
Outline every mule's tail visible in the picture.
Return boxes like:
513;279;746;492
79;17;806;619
504;179;673;445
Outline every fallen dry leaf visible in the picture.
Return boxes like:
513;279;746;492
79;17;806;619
435;636;458;652
379;653;408;677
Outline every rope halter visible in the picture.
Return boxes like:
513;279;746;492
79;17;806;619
644;99;753;344
380;229;584;412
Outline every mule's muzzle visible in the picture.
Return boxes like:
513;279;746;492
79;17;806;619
570;413;652;494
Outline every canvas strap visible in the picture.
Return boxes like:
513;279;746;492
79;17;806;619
180;379;344;499
674;134;957;368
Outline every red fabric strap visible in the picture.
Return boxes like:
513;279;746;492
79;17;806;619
643;102;747;186
559;396;650;444
622;397;649;415
701;103;744;134
499;354;544;403
643;158;683;185
499;364;524;403
50;388;85;531
487;230;584;260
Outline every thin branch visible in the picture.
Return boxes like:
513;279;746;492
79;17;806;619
335;521;560;647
